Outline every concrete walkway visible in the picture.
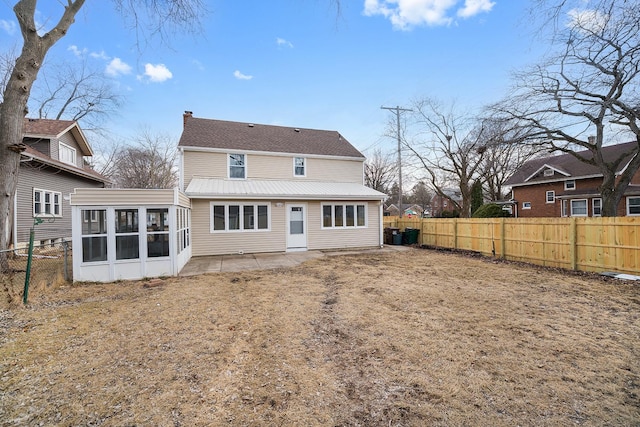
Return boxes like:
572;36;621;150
179;245;411;276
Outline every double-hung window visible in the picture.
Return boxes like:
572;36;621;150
546;191;555;203
565;180;576;190
211;203;269;232
229;154;246;179
59;142;76;166
592;198;602;216
322;203;366;228
294;157;306;177
628;197;640;216
570;199;588;216
33;188;62;217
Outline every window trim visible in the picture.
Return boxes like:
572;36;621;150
293;157;306;177
210;202;271;233
627;196;640;216
570;199;588;217
564;180;576;190
228;153;247;179
33;188;62;218
546;191;555;203
321;203;367;229
522;202;531;210
59;141;77;166
592;198;602;217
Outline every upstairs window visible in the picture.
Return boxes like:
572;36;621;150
229;154;246;179
522;202;531;209
59;142;76;166
294;157;306;177
564;180;576;190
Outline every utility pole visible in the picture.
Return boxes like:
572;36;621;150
381;105;412;217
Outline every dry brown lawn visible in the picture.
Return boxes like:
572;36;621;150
1;248;639;426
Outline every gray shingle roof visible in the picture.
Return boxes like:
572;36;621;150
178;117;365;159
505;141;639;186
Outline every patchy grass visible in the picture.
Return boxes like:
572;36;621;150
1;248;639;426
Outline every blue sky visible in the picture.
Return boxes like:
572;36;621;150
1;0;548;156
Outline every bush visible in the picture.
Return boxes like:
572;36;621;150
472;203;512;218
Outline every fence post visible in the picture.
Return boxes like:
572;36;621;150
500;218;506;259
453;218;458;249
569;218;577;270
63;240;70;282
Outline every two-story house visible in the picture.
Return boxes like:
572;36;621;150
179;113;387;256
13;118;109;247
504;141;640;217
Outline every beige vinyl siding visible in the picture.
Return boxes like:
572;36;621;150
183;150;364;185
70;188;184;206
24;137;51;156
16;164;104;244
183;151;227;187
190;199;287;256
306;201;382;250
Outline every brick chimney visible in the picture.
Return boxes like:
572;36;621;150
183;111;193;128
588;135;595;144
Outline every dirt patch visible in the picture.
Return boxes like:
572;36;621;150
1;248;638;426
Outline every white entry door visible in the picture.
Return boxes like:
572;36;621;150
286;204;307;251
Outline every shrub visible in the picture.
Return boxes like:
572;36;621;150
472;203;512;218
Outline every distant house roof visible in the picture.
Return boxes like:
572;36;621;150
185;178;386;200
505;141;638;186
23;118;94;156
178;116;365;159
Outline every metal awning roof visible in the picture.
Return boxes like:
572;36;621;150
185;178;387;200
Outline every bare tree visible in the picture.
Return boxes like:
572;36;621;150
407;180;432;211
404;99;489;218
0;0;206;272
479;119;543;201
106;129;177;189
495;0;640;216
30;58;123;134
364;148;397;195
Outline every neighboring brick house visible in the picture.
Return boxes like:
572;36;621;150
13;118;109;247
504;141;640;217
430;190;462;217
385;203;424;217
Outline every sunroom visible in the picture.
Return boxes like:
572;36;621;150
70;188;191;282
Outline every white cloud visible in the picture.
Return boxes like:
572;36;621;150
105;57;132;77
140;63;173;83
457;0;495;19
234;70;253;80
90;50;110;60
0;19;17;35
363;0;494;30
68;45;87;57
567;8;608;33
277;37;294;48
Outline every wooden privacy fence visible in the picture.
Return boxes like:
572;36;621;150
383;217;640;275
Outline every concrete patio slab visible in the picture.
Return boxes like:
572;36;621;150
179;245;412;276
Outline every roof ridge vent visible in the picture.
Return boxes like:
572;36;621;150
248;123;254;127
294;128;300;132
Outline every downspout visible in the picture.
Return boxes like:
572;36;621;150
379;201;384;247
178;147;184;191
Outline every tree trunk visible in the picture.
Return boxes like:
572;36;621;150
0;0;85;272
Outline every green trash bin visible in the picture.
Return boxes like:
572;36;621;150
403;228;419;245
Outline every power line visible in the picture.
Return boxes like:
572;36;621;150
381;105;412;217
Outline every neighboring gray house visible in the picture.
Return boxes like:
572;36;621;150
13;118;109;247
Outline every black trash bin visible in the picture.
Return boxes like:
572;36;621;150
403;228;419;245
392;230;403;245
385;227;400;245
